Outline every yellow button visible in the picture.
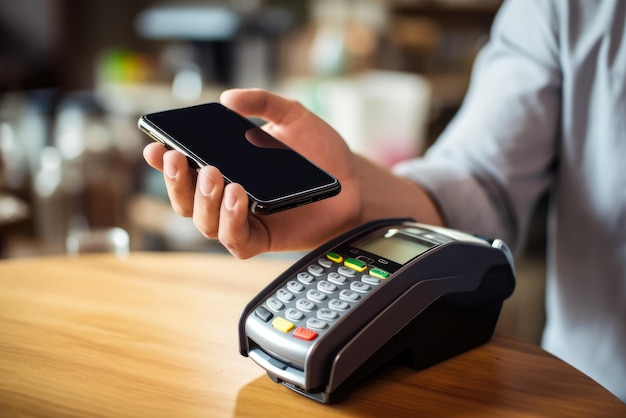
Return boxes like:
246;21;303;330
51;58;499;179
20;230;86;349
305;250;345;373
272;317;295;333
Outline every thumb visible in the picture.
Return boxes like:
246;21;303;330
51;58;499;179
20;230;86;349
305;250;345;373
219;88;307;126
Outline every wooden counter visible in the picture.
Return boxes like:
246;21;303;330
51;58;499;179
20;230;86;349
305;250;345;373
0;253;624;417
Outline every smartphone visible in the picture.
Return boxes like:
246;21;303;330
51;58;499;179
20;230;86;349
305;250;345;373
138;103;341;215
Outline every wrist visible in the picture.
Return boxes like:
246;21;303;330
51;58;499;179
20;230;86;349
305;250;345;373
353;154;444;226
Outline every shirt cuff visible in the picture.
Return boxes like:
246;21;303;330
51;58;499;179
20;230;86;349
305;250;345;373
393;158;515;248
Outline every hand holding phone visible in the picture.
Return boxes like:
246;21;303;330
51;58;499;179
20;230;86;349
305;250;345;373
139;103;341;215
140;88;440;261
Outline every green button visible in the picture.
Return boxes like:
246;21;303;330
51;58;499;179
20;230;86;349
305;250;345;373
345;258;367;272
327;252;343;263
370;268;390;279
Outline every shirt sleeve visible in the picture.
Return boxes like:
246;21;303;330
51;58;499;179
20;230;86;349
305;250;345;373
393;0;562;253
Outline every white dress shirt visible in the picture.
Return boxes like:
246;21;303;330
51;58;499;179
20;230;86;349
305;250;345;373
394;0;625;401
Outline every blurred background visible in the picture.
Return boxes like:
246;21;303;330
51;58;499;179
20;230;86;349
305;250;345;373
0;0;545;343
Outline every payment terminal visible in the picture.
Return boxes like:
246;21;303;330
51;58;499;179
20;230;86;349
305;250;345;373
238;218;516;403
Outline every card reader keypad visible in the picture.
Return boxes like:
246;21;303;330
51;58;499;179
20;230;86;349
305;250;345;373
254;253;389;343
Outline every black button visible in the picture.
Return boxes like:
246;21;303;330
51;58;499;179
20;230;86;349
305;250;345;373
255;306;273;322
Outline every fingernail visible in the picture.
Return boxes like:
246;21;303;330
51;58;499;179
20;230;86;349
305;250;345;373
224;189;237;210
164;162;177;179
199;170;213;196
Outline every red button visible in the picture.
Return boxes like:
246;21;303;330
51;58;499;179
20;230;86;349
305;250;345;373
294;327;318;341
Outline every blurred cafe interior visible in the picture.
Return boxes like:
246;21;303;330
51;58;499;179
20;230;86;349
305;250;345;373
0;0;546;343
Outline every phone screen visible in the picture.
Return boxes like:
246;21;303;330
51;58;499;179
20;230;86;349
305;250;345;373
140;103;340;213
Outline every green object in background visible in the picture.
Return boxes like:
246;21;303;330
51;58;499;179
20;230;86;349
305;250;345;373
99;49;152;83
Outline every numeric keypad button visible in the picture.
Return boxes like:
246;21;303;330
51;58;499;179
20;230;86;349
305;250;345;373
307;289;326;302
350;281;371;293
327;272;347;285
276;288;295;302
361;275;380;286
266;297;285;312
287;280;305;293
339;289;360;302
338;266;356;277
285;308;304;322
317;308;339;321
297;272;315;284
328;299;350;311
317;280;337;294
306;318;328;330
307;264;325;276
296;298;316;312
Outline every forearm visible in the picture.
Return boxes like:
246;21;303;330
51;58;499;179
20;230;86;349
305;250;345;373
352;154;445;227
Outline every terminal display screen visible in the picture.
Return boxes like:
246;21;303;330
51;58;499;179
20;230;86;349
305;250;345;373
354;228;436;265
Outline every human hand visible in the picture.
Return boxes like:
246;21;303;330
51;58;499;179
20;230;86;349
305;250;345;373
143;88;361;258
